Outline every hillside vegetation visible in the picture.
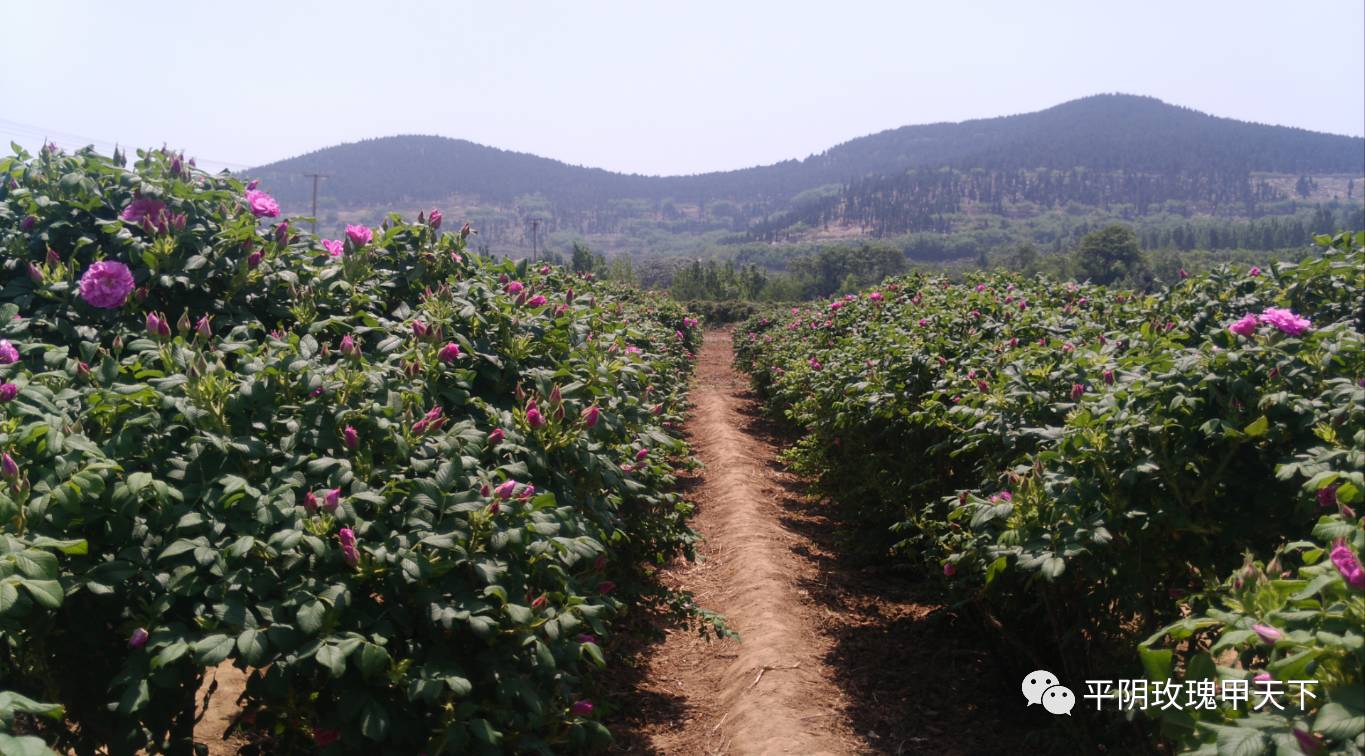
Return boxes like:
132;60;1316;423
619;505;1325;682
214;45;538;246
246;95;1363;264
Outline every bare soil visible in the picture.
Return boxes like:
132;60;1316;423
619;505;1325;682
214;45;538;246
193;662;250;756
604;329;1037;755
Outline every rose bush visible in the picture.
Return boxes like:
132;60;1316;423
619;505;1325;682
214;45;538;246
735;232;1363;750
0;144;706;754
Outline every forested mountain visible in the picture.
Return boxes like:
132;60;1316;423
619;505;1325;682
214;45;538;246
245;94;1363;252
251;94;1361;207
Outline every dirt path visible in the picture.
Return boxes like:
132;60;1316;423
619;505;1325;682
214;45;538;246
607;329;1036;755
624;328;866;754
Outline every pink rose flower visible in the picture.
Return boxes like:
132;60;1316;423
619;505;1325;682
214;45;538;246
120;198;169;231
245;189;280;218
345;224;373;247
78;260;135;309
1329;543;1365;590
322;239;344;257
1228;313;1259;337
337;528;358;566
1258;307;1311;336
0;340;20;364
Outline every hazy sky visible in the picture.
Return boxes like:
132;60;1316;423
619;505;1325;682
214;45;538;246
3;0;1362;176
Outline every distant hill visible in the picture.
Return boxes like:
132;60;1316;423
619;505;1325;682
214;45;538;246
245;94;1364;252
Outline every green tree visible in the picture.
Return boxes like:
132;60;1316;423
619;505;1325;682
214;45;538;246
1074;224;1148;285
1009;242;1039;274
606;255;637;285
571;241;597;274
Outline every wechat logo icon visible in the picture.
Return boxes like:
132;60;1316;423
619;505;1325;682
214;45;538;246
1022;670;1075;716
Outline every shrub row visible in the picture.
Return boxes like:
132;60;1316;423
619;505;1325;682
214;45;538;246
734;235;1364;753
0;144;703;754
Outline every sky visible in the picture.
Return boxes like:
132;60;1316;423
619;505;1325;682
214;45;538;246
3;0;1362;176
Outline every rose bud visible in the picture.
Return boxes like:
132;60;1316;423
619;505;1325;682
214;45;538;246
128;628;150;649
1;452;18;480
342;425;359;450
438;342;461;363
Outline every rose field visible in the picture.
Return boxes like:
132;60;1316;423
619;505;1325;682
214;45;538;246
734;236;1364;753
2;142;1364;756
0;146;711;754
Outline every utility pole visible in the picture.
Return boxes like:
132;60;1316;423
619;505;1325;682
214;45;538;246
304;173;329;234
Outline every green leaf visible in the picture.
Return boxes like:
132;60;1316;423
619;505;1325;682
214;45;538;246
0;581;18;613
1315;689;1365;740
116;679;150;715
467;718;501;745
359;699;390;740
158;539;199;560
1242;415;1269;437
152;640;189;669
297;600;326;635
1212;724;1267;756
357;643;390;678
316;644;345;678
1139;645;1173;681
193;634;235;666
236;628;267;666
20;579;63;609
0;733;61;756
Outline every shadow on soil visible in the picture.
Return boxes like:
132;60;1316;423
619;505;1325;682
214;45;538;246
732;393;1070;756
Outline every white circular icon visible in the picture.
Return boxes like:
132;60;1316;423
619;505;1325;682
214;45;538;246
1021;669;1059;705
1041;684;1075;716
